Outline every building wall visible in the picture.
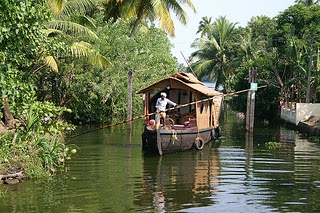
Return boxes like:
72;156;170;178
281;103;320;125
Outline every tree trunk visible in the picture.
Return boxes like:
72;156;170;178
3;98;14;124
127;1;145;121
129;0;145;38
127;69;133;120
306;37;314;103
2;98;20;129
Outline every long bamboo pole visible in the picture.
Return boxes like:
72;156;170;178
70;85;268;138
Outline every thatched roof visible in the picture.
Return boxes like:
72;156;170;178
137;72;222;97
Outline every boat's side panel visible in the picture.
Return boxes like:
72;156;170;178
160;132;193;154
143;127;214;154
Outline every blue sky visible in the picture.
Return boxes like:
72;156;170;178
170;0;296;65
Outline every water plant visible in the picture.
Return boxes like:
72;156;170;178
265;141;282;150
309;136;320;143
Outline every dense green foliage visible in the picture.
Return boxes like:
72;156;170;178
191;16;237;90
65;16;177;123
1;0;320;176
190;3;320;118
102;0;196;37
0;0;177;176
0;102;74;177
0;0;49;68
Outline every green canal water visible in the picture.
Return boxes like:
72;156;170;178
1;110;320;212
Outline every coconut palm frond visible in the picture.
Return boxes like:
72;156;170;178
159;13;175;36
48;0;95;17
128;0;195;37
190;16;237;90
191;37;210;49
193;59;216;79
47;20;99;40
197;16;213;38
295;0;320;7
62;0;95;17
87;53;112;68
152;0;175;36
167;0;190;26
70;41;94;57
43;56;59;72
70;42;111;67
125;2;140;19
47;0;64;16
214;16;238;45
76;15;97;29
209;37;221;52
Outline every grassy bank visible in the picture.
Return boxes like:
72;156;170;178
0;101;75;178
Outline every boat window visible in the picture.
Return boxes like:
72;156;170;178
200;103;204;114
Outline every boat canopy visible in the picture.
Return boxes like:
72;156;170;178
136;72;222;97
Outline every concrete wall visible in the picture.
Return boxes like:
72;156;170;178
281;103;320;125
296;103;320;124
281;108;297;125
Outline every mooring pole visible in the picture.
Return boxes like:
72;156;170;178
246;68;257;132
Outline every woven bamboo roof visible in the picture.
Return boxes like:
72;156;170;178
137;72;223;97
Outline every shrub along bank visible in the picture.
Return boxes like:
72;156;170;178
0;101;75;179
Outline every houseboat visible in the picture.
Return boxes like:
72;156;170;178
137;72;223;155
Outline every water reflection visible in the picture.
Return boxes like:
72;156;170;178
137;145;220;212
2;114;320;212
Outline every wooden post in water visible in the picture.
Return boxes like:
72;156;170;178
246;68;257;132
155;111;163;155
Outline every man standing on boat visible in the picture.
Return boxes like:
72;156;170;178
155;92;177;127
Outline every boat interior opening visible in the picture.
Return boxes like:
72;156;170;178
146;89;199;130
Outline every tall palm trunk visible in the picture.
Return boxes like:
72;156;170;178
127;69;133;120
129;0;145;38
127;0;145;120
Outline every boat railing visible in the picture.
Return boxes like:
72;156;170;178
147;112;198;130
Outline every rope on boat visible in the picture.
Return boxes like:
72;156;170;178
70;85;268;138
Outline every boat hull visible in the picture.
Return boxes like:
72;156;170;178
142;126;216;154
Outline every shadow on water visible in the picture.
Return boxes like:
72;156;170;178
2;111;320;212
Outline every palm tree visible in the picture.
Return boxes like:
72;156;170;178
38;0;110;104
43;0;110;72
295;0;320;8
196;16;213;38
191;16;237;91
102;0;196;120
238;27;267;61
103;0;196;37
190;39;223;89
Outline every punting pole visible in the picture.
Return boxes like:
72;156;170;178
180;51;197;77
69;85;268;138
